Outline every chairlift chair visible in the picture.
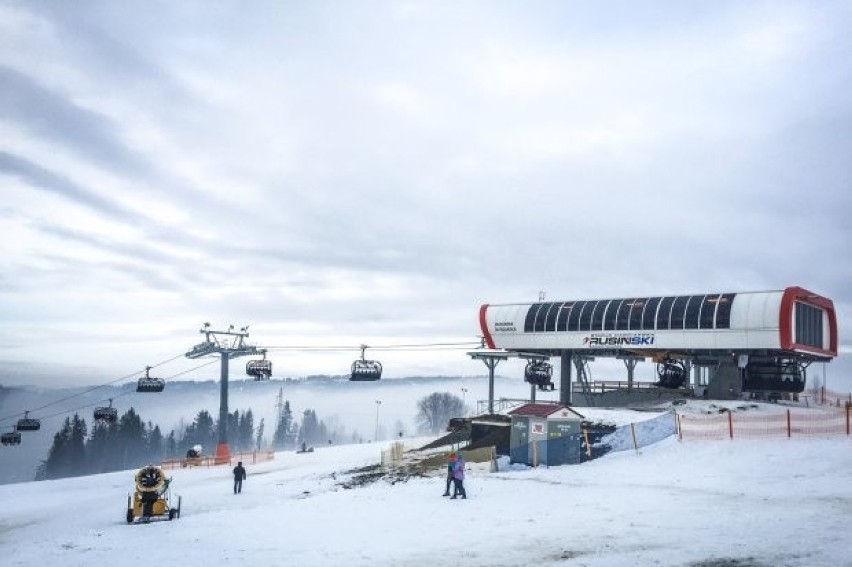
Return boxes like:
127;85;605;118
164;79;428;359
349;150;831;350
246;351;272;381
16;411;41;432
350;345;382;381
524;360;555;391
1;430;22;446
656;359;687;389
94;399;118;423
136;366;165;393
743;358;805;394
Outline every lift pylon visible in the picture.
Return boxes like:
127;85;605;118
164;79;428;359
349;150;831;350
186;323;260;463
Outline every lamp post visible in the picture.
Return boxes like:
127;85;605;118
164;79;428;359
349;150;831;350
374;400;382;441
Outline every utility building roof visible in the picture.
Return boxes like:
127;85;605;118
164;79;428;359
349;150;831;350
507;403;585;419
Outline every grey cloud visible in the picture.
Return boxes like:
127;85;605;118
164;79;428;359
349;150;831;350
29;251;186;295
35;224;179;267
0;67;151;177
0;152;137;222
2;2;851;387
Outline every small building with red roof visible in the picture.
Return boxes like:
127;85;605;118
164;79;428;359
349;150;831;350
507;403;585;466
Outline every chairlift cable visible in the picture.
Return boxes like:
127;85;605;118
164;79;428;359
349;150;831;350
264;341;480;352
1;339;480;424
0;358;218;426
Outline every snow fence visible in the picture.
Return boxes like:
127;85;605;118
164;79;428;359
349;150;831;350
596;412;677;453
677;405;852;440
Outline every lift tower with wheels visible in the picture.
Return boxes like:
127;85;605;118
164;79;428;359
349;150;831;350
186;323;259;463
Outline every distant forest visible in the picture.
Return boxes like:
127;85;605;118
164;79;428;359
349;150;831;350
35;399;354;481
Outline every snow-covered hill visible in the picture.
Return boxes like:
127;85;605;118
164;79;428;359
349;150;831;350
3;420;851;567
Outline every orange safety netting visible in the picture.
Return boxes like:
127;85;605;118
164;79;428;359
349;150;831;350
677;407;851;440
161;449;275;469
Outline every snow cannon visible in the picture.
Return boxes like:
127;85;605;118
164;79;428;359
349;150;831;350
126;464;181;523
183;444;203;467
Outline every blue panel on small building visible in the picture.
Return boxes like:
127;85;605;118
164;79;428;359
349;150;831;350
546;420;582;465
509;417;530;464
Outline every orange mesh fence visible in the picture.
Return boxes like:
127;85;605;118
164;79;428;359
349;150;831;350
678;406;851;440
677;413;731;440
162;449;275;469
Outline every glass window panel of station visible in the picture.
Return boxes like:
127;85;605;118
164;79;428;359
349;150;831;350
525;304;544;333
534;303;555;332
628;298;647;330
616;299;636;330
656;296;676;329
814;306;824;347
699;295;720;329
544;302;563;332
557;302;574;331
591;300;610;331
795;302;824;348
684;295;705;329
603;299;622;330
714;293;736;329
641;297;662;330
567;300;587;331
578;300;597;331
815;306;824;346
669;296;689;329
795;302;806;345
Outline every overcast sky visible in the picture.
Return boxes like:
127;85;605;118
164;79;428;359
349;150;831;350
1;1;851;388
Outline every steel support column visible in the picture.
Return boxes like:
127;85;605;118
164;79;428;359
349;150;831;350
560;351;572;406
216;351;230;462
486;358;498;414
621;357;640;391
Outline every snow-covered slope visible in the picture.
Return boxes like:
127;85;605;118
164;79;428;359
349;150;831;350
3;425;851;567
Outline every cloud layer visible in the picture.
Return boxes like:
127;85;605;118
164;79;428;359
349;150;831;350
1;1;850;386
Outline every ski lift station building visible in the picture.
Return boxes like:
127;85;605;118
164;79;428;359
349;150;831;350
478;286;838;406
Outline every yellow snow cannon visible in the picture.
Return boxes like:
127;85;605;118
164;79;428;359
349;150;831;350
126;464;181;523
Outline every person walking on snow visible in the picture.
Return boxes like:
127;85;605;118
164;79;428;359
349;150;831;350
451;452;466;499
442;452;457;496
233;461;247;494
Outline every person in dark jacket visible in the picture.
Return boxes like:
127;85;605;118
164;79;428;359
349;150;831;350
233;461;247;494
442;452;457;496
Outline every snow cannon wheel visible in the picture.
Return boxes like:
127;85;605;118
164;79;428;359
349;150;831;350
125;494;134;523
168;508;176;520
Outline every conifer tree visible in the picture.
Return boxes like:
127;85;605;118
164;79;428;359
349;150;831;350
117;408;147;469
86;420;118;473
255;418;265;450
238;409;254;452
147;423;164;462
165;430;177;458
300;409;329;445
273;399;294;449
179;409;216;454
41;416;73;479
68;413;87;473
